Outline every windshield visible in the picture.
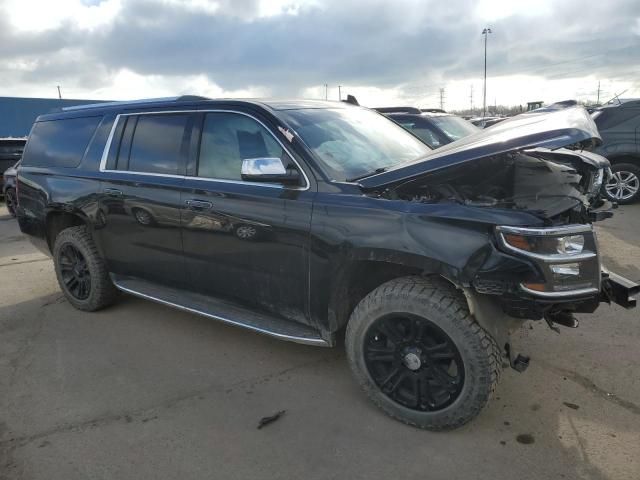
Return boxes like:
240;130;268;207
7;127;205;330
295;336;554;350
279;107;431;181
429;116;479;141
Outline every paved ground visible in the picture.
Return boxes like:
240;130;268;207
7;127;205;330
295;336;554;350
1;203;639;480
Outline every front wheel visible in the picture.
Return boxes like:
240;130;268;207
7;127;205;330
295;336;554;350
345;276;502;430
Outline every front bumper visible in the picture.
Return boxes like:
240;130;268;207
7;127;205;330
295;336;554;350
495;269;638;320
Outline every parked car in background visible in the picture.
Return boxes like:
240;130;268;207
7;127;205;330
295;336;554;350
591;99;640;204
2;160;20;217
375;107;479;148
16;97;638;431
0;137;26;202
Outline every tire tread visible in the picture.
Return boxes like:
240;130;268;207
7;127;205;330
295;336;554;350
345;275;502;430
53;225;117;311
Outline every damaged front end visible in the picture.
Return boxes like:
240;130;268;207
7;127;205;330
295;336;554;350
356;106;638;364
388;149;637;331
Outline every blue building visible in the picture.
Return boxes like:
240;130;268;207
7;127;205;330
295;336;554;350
0;96;109;138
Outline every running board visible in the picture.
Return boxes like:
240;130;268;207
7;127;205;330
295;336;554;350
111;275;330;347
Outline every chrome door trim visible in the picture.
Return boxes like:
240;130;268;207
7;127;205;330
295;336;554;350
98;109;311;191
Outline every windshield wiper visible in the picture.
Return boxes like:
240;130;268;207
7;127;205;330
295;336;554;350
347;167;388;182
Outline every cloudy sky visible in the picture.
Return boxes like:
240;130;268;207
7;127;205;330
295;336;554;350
1;0;638;111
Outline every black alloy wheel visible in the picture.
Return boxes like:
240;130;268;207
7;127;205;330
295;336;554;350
345;276;502;430
57;243;92;300
364;314;464;411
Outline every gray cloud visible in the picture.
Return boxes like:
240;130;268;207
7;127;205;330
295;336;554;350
1;0;639;100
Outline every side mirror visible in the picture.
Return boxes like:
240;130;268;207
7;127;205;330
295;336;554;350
241;158;301;185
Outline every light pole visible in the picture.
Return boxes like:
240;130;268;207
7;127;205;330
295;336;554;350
482;27;492;118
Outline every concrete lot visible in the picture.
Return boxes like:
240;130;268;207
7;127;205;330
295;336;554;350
1;203;639;480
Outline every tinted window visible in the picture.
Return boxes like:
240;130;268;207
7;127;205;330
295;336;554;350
594;108;640;131
21;116;102;168
128;114;189;174
198;113;286;181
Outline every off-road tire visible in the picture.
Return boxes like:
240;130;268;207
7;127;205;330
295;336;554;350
345;275;502;430
53;225;118;311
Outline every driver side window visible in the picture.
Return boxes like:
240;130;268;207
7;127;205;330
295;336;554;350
197;113;287;181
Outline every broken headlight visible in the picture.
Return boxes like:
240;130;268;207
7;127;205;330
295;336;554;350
496;225;600;296
591;168;604;193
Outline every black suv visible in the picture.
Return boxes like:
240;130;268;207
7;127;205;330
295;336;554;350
16;97;638;430
375;107;479;148
591;99;640;203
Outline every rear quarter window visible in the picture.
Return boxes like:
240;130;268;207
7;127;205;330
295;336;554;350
21;116;102;168
594;108;640;131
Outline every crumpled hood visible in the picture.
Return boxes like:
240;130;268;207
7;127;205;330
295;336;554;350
358;106;602;190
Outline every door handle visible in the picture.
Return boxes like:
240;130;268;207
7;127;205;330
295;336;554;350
185;199;213;211
105;188;123;197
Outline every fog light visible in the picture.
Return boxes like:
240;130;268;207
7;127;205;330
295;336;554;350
551;263;580;278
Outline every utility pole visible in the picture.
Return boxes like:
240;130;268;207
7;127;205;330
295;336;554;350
57;85;62;99
482;27;492;118
596;80;601;105
469;85;474;114
324;84;328;100
439;88;445;111
338;85;342;101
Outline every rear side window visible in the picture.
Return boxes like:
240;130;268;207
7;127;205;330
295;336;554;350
197;112;286;181
22;116;102;168
125;114;189;175
594;108;640;131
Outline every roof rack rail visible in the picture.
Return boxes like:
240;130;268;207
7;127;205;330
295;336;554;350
62;95;211;112
374;107;422;114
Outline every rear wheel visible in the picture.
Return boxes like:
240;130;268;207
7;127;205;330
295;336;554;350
345;276;502;430
604;163;640;204
53;225;118;311
5;188;17;217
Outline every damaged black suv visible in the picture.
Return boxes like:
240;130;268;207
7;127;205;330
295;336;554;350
16;97;638;430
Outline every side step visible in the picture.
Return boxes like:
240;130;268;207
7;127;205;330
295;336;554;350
112;275;330;347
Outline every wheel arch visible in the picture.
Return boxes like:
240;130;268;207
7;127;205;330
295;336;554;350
326;251;459;333
45;210;90;252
